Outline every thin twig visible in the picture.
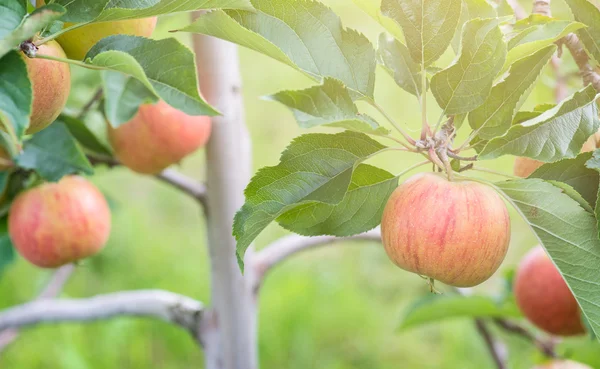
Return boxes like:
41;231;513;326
86;154;207;207
0;264;75;353
77;89;104;119
494;319;558;359
475;319;508;369
0;290;204;338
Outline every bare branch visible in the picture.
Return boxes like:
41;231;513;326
0;264;75;352
493;319;559;358
156;169;208;210
87;154;207;206
253;228;382;283
505;0;528;19
564;33;600;92
518;0;600;93
0;290;204;337
475;319;508;369
532;0;551;16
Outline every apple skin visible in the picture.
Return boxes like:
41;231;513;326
37;0;156;60
514;133;599;178
108;100;212;174
515;246;585;336
57;18;157;60
21;40;71;134
533;360;593;369
381;172;511;287
8;176;111;268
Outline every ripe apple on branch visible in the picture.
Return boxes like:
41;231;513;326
1;0;600;368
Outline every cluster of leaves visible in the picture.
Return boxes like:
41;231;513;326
0;0;256;270
175;0;600;340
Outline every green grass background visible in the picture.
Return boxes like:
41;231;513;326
1;0;599;368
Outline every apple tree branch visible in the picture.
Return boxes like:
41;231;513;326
0;290;204;338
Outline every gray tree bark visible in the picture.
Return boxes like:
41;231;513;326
192;28;257;369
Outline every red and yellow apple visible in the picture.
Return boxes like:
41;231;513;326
8;176;111;268
37;0;157;60
515;246;585;336
514;133;599;177
16;40;71;134
108;100;212;174
381;172;511;287
533;360;593;369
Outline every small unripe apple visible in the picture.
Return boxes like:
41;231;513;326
108;100;212;174
36;0;157;61
515;246;585;336
514;132;599;177
18;40;71;134
381;172;511;287
533;360;593;369
8;176;111;268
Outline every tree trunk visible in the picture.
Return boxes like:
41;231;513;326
192;27;257;369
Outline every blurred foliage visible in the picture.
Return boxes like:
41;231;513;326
0;0;599;368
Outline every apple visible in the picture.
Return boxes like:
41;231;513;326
108;100;212;174
381;172;511;287
16;40;71;134
514;246;585;336
533;360;593;369
8;176;111;268
514;132;599;177
36;0;156;60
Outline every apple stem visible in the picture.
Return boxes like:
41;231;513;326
427;278;442;294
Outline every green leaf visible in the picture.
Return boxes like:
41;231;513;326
504;17;585;72
431;18;506;115
585;150;600;239
494;0;514;17
378;33;423;97
102;71;158;128
496;179;600;339
0;217;15;276
54;0;254;23
266;78;387;134
277;164;398;236
531;152;598;209
547;180;594;213
60;115;112;156
0;4;65;59
351;0;404;40
451;0;496;52
0;51;31;141
479;85;600;162
381;0;461;67
233;131;387;266
564;0;600;65
16;121;94;182
0;0;27;41
398;294;522;331
180;1;376;99
468;45;555;140
85;35;218;117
